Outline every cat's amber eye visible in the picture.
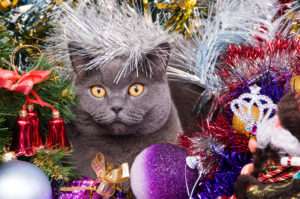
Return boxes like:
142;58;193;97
129;84;144;97
91;86;106;98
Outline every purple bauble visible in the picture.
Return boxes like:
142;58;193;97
130;143;198;199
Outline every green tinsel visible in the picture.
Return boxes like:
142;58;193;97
0;0;60;46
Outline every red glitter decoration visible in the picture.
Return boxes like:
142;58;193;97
10;112;36;156
177;114;249;175
219;37;299;86
178;114;249;153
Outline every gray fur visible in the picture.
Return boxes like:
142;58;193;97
67;44;182;179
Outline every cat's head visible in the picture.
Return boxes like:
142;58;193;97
69;43;173;136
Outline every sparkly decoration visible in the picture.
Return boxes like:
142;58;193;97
130;143;198;199
0;152;52;199
195;149;251;199
220;37;300;87
47;111;71;150
27;103;44;149
47;0;175;83
58;177;101;199
177;111;253;198
230;85;277;135
10;110;35;156
61;153;129;198
288;75;300;92
177;113;249;174
55;177;130;199
0;0;11;12
155;0;197;37
186;156;202;170
0;0;62;47
178;133;224;176
0;45;54;108
232;106;259;136
0;26;77;197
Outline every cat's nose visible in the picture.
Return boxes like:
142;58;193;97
111;106;123;114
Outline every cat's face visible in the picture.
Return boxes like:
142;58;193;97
70;43;173;136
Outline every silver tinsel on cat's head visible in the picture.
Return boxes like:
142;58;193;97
47;0;176;82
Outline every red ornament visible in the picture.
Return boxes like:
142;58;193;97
10;110;36;156
47;111;72;150
27;103;44;149
219;37;300;85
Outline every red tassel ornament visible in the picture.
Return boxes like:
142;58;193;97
47;111;71;150
10;110;36;156
27;103;44;149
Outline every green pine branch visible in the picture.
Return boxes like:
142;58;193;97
0;27;77;183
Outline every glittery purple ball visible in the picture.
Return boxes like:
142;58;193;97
130;143;198;199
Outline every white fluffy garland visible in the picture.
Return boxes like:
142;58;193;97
47;0;177;82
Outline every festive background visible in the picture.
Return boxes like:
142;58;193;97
0;0;299;198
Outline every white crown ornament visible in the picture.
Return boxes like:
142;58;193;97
230;85;277;135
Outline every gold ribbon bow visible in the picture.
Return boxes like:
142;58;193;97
61;153;129;198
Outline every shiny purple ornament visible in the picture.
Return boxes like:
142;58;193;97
130;143;198;199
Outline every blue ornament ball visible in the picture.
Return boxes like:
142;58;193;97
130;143;198;199
0;159;52;199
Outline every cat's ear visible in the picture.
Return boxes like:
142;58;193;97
68;43;91;75
145;42;171;79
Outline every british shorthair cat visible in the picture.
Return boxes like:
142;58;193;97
67;42;183;178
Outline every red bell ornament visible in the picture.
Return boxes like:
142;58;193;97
47;111;72;150
27;103;44;149
10;110;36;156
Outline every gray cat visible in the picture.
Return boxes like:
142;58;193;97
67;42;182;178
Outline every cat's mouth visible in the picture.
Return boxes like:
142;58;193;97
108;122;130;135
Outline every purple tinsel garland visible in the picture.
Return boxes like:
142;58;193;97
52;177;127;199
193;149;252;198
191;70;293;198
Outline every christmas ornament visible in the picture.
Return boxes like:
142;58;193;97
27;103;44;149
0;0;11;12
0;45;50;95
10;110;35;156
167;0;298;117
47;111;71;150
0;0;62;47
233;92;300;198
58;177;101;199
0;45;53;108
60;153;129;199
289;75;300;92
130;143;198;199
0;151;52;199
232;106;259;136
221;37;300;87
155;0;197;37
230;85;277;137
